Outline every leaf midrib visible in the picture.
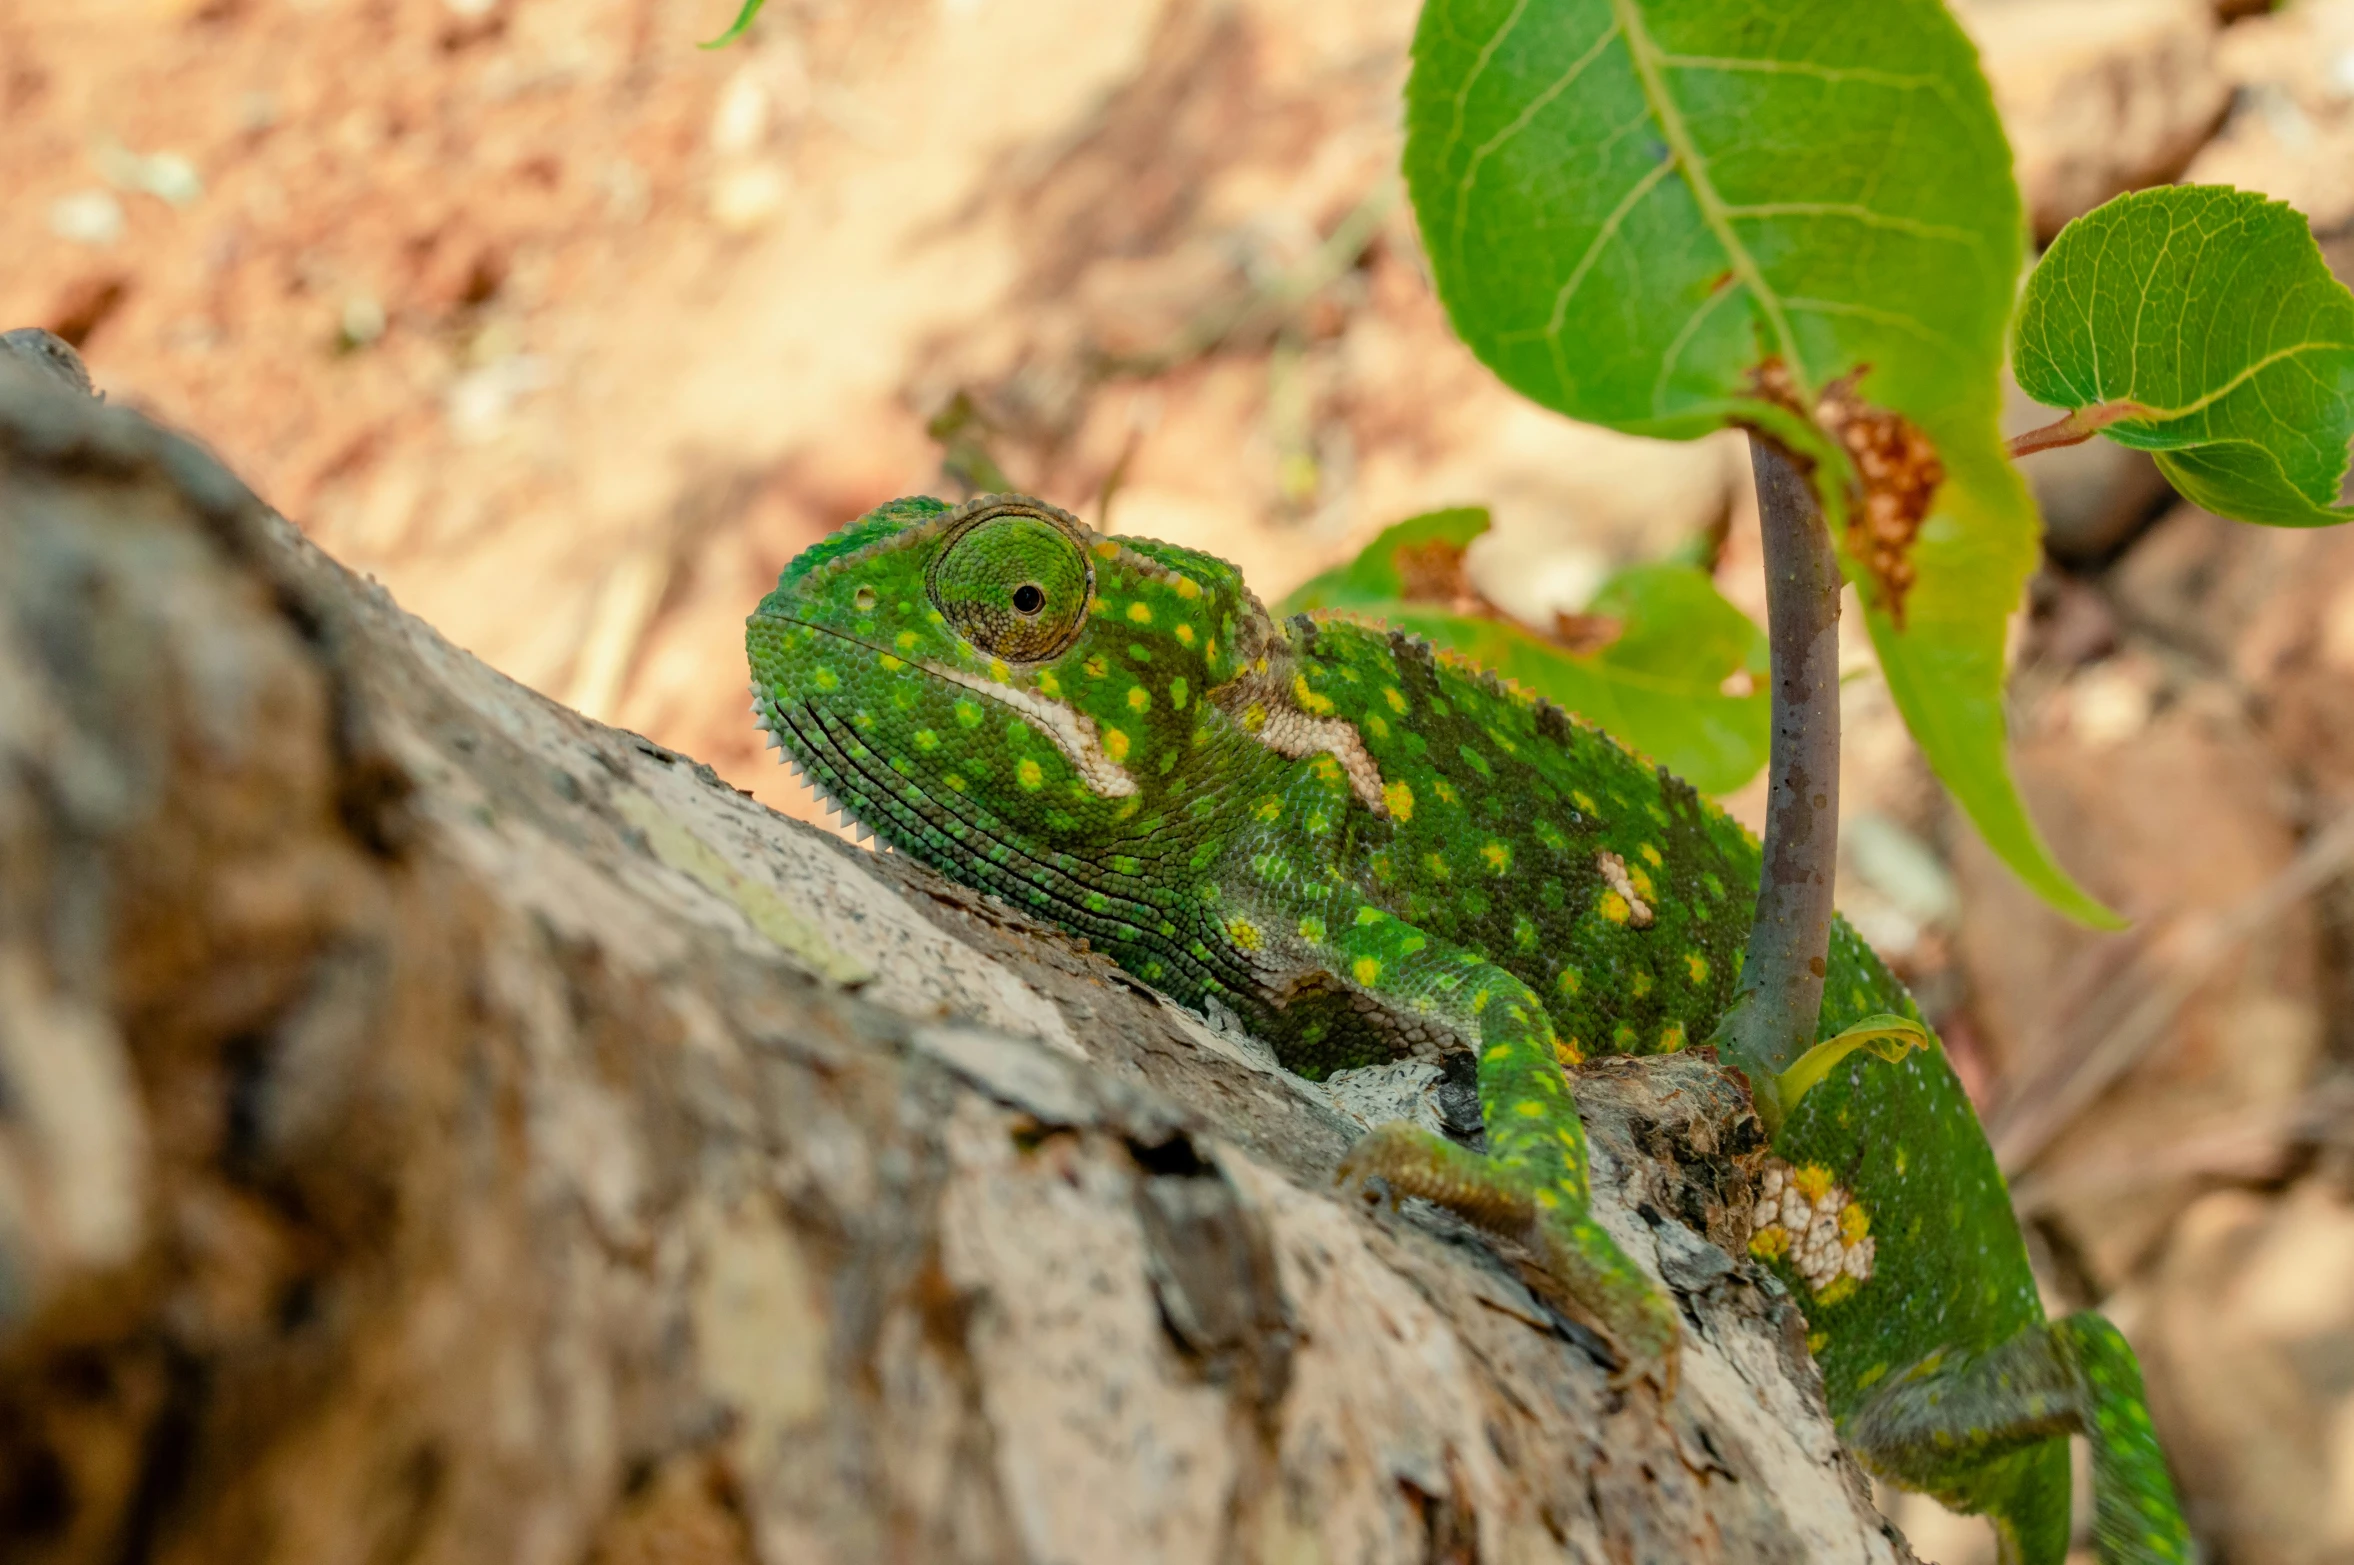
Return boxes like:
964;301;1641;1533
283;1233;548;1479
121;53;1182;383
1607;0;1806;395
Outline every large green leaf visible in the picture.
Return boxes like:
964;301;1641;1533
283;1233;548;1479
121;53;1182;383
2014;185;2354;528
1280;508;1772;794
1405;0;2117;925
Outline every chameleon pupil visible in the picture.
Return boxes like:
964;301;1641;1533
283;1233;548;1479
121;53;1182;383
1012;583;1045;616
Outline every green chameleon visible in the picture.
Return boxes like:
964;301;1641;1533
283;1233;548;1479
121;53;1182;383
747;492;2190;1562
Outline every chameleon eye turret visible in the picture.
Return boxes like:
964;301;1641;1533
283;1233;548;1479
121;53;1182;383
927;496;1095;662
749;496;2192;1562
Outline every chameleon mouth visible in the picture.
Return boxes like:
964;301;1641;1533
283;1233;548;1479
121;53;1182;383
761;616;1137;799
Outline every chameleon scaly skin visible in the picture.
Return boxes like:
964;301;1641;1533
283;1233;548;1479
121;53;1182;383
748;494;2192;1562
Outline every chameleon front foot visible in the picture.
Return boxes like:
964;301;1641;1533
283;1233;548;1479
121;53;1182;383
1337;1121;1680;1393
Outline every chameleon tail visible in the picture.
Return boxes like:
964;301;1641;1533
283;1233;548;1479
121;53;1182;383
2052;1312;2193;1563
1845;1314;2190;1564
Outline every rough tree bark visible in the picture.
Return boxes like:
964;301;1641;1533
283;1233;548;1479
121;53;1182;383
0;357;1918;1564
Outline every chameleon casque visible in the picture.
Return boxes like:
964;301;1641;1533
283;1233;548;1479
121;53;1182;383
747;492;2191;1562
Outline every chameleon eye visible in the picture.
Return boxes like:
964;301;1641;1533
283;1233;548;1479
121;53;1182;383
927;497;1093;662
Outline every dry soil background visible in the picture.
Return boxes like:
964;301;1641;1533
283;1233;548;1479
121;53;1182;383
6;0;2354;1558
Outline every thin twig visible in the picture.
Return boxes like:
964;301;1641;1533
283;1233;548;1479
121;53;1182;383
1711;435;1844;1102
2004;400;2154;460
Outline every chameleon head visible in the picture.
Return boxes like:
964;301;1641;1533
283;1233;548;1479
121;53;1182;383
746;492;1273;867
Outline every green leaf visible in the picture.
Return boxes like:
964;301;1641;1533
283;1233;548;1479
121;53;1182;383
1280;507;1493;611
1404;0;2117;925
1280;509;1772;794
701;0;765;48
2015;185;2354;528
1766;1013;1932;1129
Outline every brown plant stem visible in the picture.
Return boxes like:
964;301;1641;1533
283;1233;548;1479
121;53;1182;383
1714;434;1843;1116
2004;400;2154;460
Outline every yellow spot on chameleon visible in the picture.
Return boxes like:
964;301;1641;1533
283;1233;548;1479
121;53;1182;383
943;774;967;792
1354;906;1386;927
955;699;983;729
1255;795;1282;822
914;729;940;751
1102;727;1131;762
1127;601;1153;624
1242;702;1268;732
1084;655;1109;679
1175;623;1196;647
877;653;904;672
1383;686;1407;714
1432;779;1458;805
1017;759;1044;790
1807;1331;1829;1355
1175;575;1201;599
1036;669;1062;697
1352;956;1382;985
1794;1164;1836;1201
1485;1045;1512;1065
1639;843;1663;867
1365;713;1389;739
1658;1023;1685;1052
1629;864;1656;900
1750;1228;1791;1261
1557;967;1583;995
1556;1036;1585;1065
1424;853;1451;880
812;667;840;692
1515;1100;1547;1119
897;630;920;652
1841;1205;1871;1243
1470;989;1491;1015
1482;842;1510;874
1128;686;1151;712
1094;540;1121;559
1227;917;1263;952
1573;790;1597;813
1383;780;1414;821
1597;892;1631;925
1817;1277;1860;1307
1686;952;1710;984
1293;673;1335;715
1297;915;1326;942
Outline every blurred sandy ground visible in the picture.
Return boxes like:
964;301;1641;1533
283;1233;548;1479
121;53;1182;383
4;0;2354;1557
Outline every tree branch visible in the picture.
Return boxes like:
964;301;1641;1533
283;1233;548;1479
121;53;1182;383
1714;434;1844;1118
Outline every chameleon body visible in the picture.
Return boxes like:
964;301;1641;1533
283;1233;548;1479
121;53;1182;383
748;494;2190;1563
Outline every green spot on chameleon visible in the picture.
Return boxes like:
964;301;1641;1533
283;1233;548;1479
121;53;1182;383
1083;655;1108;679
1613;1023;1639;1051
1382;686;1407;714
1169;676;1189;710
955;699;983;729
1298;915;1326;942
1534;820;1567;852
1557;967;1583;995
1355;906;1387;927
1128;685;1151;713
1481;842;1510;874
1365;712;1391;740
1424;853;1451;881
914;729;940;752
1084;892;1110;913
1702;872;1726;899
1128;643;1151;663
1110;855;1141;875
812;667;840;691
943;775;966;792
1513;916;1539;952
1658;1023;1685;1052
1629;968;1652;998
1458;745;1492;778
1255;795;1282;822
1646;803;1670;826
